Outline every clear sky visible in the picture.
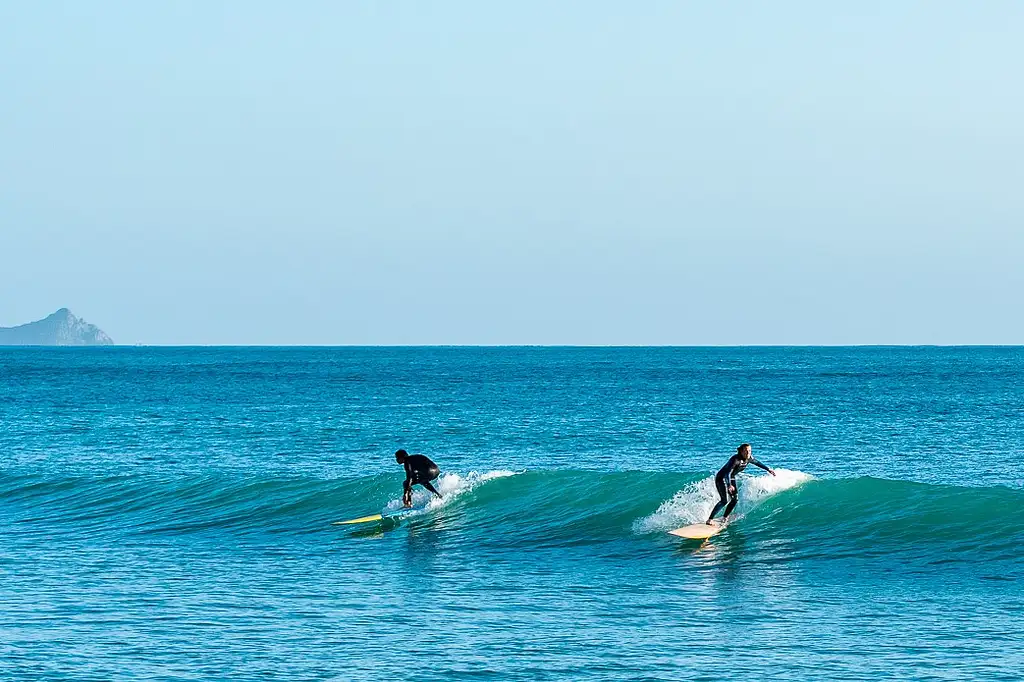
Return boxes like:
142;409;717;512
2;2;1022;344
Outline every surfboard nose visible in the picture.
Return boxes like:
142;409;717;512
333;514;384;525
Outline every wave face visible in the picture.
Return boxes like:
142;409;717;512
4;469;1022;569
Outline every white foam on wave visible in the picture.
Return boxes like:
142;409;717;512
383;470;520;517
634;468;813;533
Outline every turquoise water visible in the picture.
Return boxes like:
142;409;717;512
2;347;1023;680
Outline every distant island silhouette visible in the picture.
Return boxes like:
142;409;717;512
0;308;113;346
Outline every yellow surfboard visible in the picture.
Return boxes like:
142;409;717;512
668;522;725;540
333;514;384;525
333;508;418;526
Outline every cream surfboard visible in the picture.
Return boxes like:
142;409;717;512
668;522;726;540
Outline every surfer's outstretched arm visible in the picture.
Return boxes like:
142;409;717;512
750;458;776;476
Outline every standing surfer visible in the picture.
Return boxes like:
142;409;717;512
707;443;775;525
395;449;443;507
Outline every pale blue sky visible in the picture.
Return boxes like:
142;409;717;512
2;2;1022;344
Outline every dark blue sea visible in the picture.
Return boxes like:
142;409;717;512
2;347;1023;680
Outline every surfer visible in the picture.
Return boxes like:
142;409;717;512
395;449;442;507
707;443;775;525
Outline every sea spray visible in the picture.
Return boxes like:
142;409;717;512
382;470;521;517
633;468;813;533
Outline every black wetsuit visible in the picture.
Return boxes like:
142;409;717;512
707;454;772;522
403;454;442;499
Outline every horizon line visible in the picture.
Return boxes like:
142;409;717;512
5;343;1024;349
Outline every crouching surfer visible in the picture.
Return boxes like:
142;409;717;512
707;443;775;525
395;449;442;508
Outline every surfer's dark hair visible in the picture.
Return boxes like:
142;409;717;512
395;449;408;459
737;443;751;453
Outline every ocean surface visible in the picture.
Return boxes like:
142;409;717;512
2;346;1023;681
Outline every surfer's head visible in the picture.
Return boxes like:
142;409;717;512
394;449;408;464
737;443;752;459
